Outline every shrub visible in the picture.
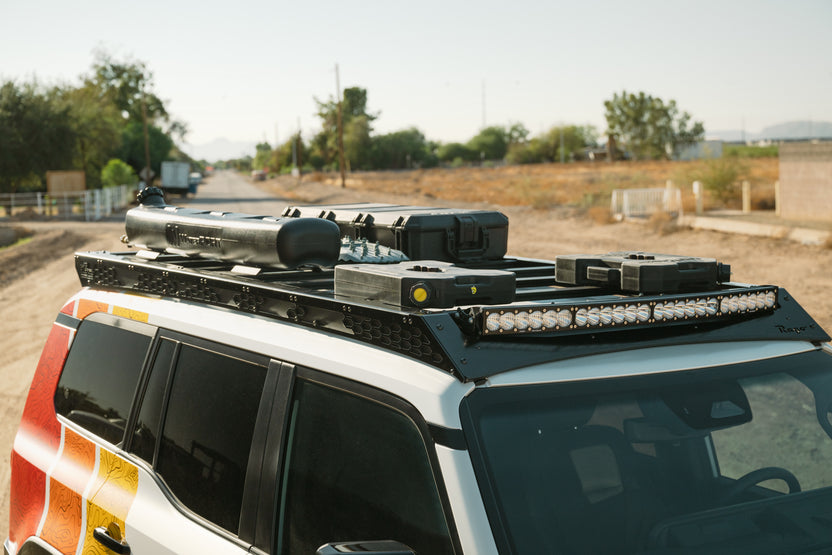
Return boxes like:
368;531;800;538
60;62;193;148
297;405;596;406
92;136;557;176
100;158;138;188
724;144;779;158
688;157;748;204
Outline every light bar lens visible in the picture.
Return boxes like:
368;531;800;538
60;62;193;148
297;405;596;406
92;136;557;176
482;287;777;335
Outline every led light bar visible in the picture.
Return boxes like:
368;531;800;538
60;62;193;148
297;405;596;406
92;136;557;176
481;287;777;336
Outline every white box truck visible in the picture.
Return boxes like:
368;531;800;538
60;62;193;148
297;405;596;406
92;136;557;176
160;161;191;197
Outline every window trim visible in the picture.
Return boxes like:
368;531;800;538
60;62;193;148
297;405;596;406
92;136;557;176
259;366;463;555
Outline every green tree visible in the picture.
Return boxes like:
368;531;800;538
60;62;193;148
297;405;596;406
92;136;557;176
370;128;437;169
85;50;186;171
253;141;272;171
506;122;530;146
467;126;510;161
55;83;123;188
119;121;174;177
505;124;598;164
313;87;378;169
506;138;547;164
344;115;373;170
0;81;76;193
604;91;704;160
437;142;477;163
270;134;307;173
86;51;168;125
101;158;138;188
306;131;328;170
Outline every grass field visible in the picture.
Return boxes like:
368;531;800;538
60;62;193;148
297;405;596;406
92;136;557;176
299;158;779;214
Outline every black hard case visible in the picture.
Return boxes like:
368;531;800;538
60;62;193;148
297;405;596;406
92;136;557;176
335;261;516;309
282;203;508;263
555;252;730;294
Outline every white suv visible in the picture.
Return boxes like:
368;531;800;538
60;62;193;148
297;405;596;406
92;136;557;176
6;189;832;555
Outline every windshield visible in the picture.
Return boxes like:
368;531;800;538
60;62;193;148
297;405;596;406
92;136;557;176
462;348;832;555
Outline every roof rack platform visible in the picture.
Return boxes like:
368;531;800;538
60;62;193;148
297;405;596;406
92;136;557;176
75;249;830;382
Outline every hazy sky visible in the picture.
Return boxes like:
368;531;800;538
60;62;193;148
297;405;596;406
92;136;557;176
2;0;830;158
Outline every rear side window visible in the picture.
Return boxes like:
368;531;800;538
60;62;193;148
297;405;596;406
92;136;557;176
152;344;267;534
55;316;154;445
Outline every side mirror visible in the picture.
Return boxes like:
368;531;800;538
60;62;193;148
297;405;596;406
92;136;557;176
316;540;416;555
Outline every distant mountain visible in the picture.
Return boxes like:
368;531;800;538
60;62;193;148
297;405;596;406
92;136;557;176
706;129;748;142
759;121;832;140
708;121;832;143
182;138;256;162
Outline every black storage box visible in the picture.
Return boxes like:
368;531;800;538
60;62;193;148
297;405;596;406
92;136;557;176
282;203;508;263
335;261;516;309
555;252;731;294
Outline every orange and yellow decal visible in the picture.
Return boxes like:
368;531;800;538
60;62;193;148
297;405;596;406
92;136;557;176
75;300;110;321
34;427;140;555
73;297;149;324
80;449;139;554
41;428;95;553
9;322;72;547
60;300;76;316
111;305;149;323
12;303;145;553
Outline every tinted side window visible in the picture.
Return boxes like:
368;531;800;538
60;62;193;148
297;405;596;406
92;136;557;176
55;317;153;445
156;344;267;534
276;379;454;555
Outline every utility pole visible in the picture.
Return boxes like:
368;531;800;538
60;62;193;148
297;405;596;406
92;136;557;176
296;116;302;181
741;116;745;144
141;90;152;183
291;131;297;169
336;64;346;188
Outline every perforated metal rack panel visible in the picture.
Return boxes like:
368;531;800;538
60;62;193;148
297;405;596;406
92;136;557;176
75;252;459;377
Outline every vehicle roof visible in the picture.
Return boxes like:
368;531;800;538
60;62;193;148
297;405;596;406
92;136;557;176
67;288;473;428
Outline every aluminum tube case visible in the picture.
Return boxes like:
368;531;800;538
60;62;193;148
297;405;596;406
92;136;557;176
125;204;341;269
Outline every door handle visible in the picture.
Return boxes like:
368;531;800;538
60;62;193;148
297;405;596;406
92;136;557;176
94;526;131;554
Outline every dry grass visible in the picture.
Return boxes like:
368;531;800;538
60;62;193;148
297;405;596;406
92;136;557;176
648;211;679;235
295;159;778;212
587;205;615;225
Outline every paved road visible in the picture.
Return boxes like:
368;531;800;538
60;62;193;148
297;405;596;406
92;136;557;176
180;170;290;215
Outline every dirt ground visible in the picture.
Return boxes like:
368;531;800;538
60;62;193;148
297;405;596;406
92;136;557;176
259;173;832;334
0;170;830;540
296;158;780;212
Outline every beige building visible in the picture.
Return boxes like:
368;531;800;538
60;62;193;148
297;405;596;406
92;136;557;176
779;142;832;223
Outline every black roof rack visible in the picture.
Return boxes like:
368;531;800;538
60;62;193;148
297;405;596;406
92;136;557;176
75;249;829;382
72;194;831;382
